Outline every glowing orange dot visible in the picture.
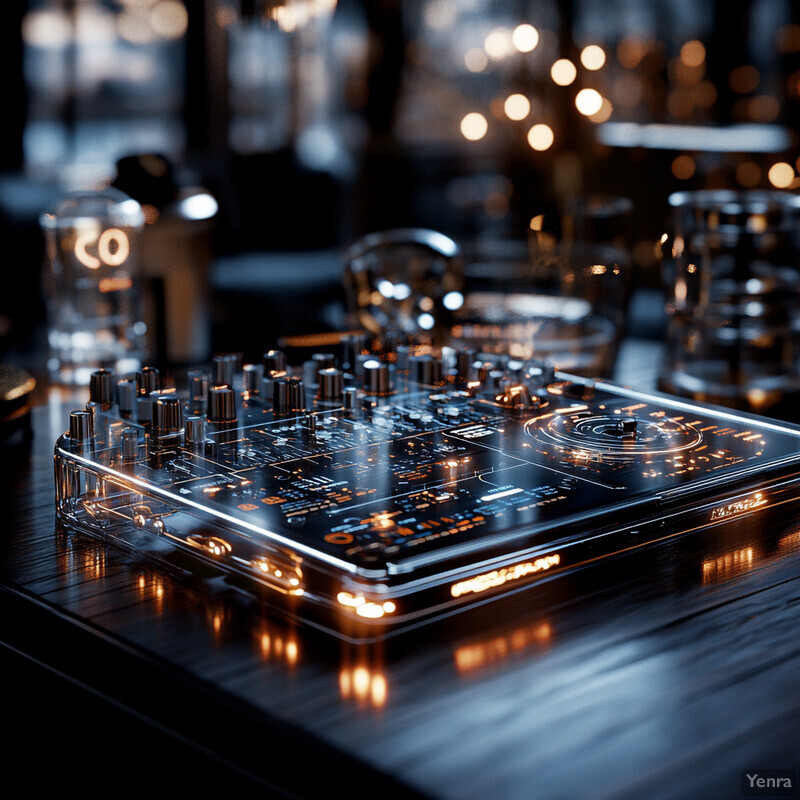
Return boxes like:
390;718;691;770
581;45;606;70
504;93;531;120
460;112;488;141
527;124;554;151
680;40;706;67
575;88;603;116
551;59;577;86
671;155;696;180
768;162;795;188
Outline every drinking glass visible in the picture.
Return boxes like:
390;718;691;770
659;189;800;419
41;189;146;385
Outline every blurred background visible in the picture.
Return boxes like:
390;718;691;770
3;0;800;394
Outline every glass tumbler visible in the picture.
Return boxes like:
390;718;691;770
455;235;626;378
41;189;147;385
343;228;463;345
659;189;800;419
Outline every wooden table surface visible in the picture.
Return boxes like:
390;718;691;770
3;347;799;798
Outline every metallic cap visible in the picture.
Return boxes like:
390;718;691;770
116;378;138;415
138;366;161;396
153;395;183;434
208;386;236;423
69;409;94;441
242;363;264;394
89;369;115;408
263;349;287;374
362;359;390;395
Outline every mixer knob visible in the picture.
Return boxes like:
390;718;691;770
208;386;237;423
69;409;94;442
312;352;336;371
273;378;289;415
273;377;305;415
317;367;343;403
184;415;207;447
342;386;358;414
304;353;336;386
138;366;161;396
89;369;115;409
362;359;391;395
116;378;138;418
263;349;287;374
288;377;305;413
153;395;183;436
136;392;158;425
409;354;443;386
454;348;477;382
121;428;139;461
242;363;264;396
187;370;209;414
213;353;238;387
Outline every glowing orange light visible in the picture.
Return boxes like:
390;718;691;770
97;228;130;266
710;492;767;521
580;44;606;70
353;666;370;697
768;162;795;188
98;276;134;293
371;673;388;707
527;123;554;151
450;554;561;598
461;112;488;141
575;88;603;116
75;231;101;269
551;59;577;86
680;40;706;67
512;23;539;53
672;155;696;180
504;93;531;120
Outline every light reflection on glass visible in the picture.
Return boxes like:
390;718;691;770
777;529;800;554
339;646;388;708
257;625;300;667
701;546;757;584
454;620;552;675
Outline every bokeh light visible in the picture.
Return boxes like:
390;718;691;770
768;162;795;188
512;23;539;53
551;59;577;86
527;124;554;151
504;93;531;120
581;45;606;71
575;88;603;116
680;40;706;67
461;112;488;141
671;155;696;180
465;48;489;73
485;28;513;60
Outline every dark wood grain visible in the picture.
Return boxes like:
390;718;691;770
2;386;800;799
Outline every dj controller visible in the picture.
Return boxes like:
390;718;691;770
54;336;800;639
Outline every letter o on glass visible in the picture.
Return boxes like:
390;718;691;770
98;228;130;266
